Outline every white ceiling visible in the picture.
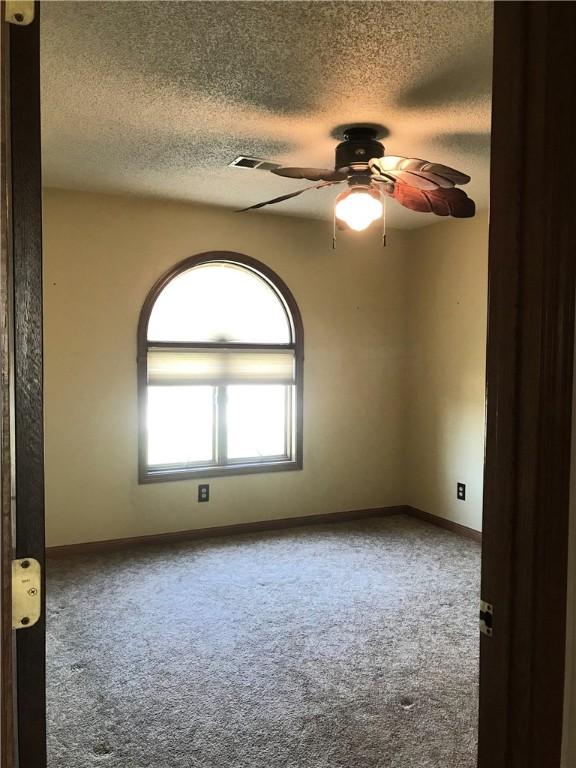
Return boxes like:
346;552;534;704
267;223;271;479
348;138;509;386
40;1;493;229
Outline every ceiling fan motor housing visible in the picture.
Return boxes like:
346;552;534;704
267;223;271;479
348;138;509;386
335;126;384;172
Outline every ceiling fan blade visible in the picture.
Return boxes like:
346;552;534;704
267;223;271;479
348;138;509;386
272;167;348;182
372;169;446;190
237;181;342;212
433;188;476;217
392;169;458;189
386;184;437;214
370;156;471;186
387;184;476;218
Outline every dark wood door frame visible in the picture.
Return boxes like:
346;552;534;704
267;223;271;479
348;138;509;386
479;3;576;767
1;4;46;768
2;2;576;768
0;15;14;768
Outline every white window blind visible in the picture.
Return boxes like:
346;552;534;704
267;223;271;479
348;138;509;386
147;348;295;386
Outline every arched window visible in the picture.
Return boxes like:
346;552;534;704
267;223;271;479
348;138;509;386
137;252;303;482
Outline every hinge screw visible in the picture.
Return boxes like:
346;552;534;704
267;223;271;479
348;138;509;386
21;560;30;569
14;12;24;22
20;617;30;626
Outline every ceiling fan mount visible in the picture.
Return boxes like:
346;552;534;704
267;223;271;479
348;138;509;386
330;123;389;141
335;125;385;175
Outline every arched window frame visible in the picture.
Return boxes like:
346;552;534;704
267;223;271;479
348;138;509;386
137;251;304;483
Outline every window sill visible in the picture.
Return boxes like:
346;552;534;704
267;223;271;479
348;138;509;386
139;459;302;484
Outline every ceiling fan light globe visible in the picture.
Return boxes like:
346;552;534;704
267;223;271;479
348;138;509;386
334;188;383;232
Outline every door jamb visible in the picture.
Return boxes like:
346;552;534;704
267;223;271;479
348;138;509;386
0;12;15;768
478;3;576;767
1;5;45;768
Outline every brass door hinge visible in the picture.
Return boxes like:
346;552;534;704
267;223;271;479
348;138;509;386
480;599;493;637
12;558;41;630
5;1;34;25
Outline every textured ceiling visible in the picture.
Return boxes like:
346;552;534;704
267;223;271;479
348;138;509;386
40;1;493;229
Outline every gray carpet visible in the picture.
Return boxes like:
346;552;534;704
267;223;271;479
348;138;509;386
47;515;480;768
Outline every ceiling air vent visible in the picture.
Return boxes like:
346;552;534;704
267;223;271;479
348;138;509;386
229;156;281;171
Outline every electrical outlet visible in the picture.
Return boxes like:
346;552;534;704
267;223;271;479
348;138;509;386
457;482;466;501
198;484;209;503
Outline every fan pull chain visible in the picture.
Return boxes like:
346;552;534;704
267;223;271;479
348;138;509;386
332;209;337;250
382;196;387;248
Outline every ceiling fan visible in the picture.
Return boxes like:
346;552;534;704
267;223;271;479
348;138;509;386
238;125;475;238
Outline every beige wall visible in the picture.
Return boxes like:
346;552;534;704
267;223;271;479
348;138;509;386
404;213;489;531
43;189;488;546
43;189;410;546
